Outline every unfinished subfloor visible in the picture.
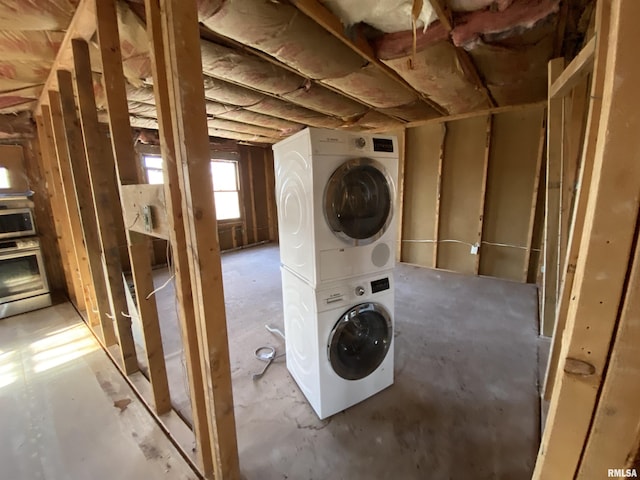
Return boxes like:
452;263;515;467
133;243;542;479
0;301;198;480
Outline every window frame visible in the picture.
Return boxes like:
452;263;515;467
210;159;242;224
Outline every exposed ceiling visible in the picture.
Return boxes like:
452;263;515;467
0;0;593;143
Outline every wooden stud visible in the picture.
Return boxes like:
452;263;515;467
543;0;612;401
395;128;406;263
553;0;569;58
35;114;80;306
247;150;259;243
533;0;640;475
144;0;214;473
46;91;103;332
85;5;171;414
577;221;640;477
541;58;565;337
263;148;278;242
474;115;492;274
160;0;241;476
549;37;596;99
56;73;123;350
432;123;446;268
559;78;589;277
128;233;172;414
523;113;547;282
71;44;140;377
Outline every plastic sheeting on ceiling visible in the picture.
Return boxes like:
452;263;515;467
320;0;437;32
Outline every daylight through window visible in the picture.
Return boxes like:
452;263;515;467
211;160;241;221
142;156;241;221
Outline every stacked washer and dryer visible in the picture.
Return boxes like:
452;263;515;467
273;127;399;419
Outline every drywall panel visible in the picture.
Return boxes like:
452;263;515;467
480;106;545;281
401;123;444;267
437;115;488;274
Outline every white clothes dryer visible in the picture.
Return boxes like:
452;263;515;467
281;266;394;419
273;127;398;287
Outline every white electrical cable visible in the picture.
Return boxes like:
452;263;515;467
403;238;541;252
145;273;176;300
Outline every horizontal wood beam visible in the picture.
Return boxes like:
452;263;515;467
35;0;97;115
404;100;547;128
549;36;596;99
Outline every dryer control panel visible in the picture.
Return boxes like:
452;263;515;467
317;274;393;312
307;128;398;158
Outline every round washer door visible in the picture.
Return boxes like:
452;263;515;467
328;302;392;381
324;158;393;245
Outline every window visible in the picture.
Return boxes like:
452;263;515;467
211;160;241;221
0;167;10;189
141;156;241;221
143;155;164;185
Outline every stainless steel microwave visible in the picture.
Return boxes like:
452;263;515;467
0;207;36;239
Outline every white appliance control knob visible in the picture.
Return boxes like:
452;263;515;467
355;286;365;296
355;137;366;148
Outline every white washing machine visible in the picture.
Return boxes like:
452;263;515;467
281;266;394;419
273;127;398;287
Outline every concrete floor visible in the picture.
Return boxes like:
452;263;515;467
0;301;198;480
132;243;542;479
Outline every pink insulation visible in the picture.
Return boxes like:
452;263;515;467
198;0;437;116
451;0;560;46
382;41;489;113
0;0;77;30
374;0;560;108
0;31;64;111
200;40;367;119
322;63;421;109
203;77;264;107
447;0;514;12
216;110;303;135
244;97;344;130
465;14;556;105
207;117;284;139
199;0;366;80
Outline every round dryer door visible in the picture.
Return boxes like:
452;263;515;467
328;302;392;381
324;158;393;245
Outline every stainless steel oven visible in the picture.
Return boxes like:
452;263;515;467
0;207;36;239
0;237;51;319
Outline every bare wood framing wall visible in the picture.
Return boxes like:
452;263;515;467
401;105;546;283
135;142;276;258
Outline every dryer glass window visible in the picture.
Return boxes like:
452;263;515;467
328;302;392;381
324;159;392;245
